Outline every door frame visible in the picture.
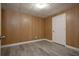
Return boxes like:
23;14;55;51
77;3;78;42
52;13;66;46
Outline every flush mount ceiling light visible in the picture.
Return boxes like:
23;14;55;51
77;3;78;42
35;3;48;9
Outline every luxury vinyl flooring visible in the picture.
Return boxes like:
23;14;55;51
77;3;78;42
1;40;79;56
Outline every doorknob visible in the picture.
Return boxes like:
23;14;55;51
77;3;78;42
0;35;6;39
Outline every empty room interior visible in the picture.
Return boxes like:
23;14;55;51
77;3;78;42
0;3;79;56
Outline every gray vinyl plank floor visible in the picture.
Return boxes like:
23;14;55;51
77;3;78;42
1;40;79;56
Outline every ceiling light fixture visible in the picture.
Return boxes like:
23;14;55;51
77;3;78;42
35;3;48;9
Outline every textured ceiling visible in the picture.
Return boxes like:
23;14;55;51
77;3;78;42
2;3;79;18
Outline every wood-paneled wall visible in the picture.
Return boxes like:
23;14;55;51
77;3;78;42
66;7;79;48
0;3;1;55
44;16;52;40
2;9;45;45
2;5;79;48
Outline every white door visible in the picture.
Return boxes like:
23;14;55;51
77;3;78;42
52;13;66;46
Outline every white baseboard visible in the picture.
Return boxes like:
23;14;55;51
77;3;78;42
1;39;50;48
45;39;53;42
66;45;79;51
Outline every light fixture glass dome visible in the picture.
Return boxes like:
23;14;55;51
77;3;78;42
35;3;48;9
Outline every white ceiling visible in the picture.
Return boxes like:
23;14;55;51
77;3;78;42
2;3;79;18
